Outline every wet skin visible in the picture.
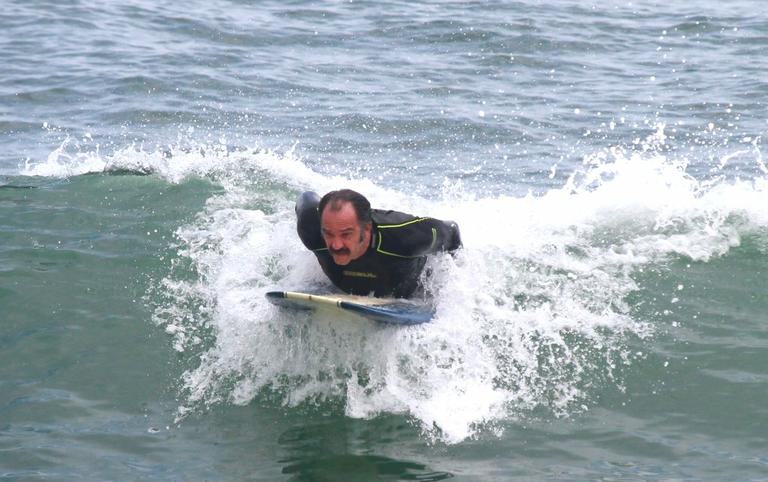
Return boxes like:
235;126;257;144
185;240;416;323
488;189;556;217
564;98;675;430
320;201;372;265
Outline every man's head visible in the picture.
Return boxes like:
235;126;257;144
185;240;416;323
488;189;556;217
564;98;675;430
318;189;372;265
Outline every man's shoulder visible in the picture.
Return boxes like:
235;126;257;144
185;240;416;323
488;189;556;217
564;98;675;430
371;209;436;258
371;209;421;227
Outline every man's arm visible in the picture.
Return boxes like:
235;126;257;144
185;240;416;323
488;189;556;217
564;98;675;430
295;191;326;251
437;219;462;252
373;210;462;258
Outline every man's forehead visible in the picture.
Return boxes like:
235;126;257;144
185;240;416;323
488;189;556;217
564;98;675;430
321;201;358;225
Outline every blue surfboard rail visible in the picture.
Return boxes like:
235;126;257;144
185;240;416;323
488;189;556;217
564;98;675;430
265;291;433;325
337;299;433;325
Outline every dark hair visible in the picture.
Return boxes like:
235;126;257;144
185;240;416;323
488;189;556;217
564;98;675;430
318;189;372;226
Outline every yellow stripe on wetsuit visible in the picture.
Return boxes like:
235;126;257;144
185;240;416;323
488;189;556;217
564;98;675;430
376;218;437;258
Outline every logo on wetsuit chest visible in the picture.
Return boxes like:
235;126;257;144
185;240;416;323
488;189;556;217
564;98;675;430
343;270;377;279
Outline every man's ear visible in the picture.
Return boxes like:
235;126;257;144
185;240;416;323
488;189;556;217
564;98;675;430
362;221;373;242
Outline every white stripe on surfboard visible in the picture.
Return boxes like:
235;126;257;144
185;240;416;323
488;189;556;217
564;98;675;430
281;291;390;307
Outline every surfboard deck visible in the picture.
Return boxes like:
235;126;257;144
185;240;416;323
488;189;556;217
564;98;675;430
265;291;433;325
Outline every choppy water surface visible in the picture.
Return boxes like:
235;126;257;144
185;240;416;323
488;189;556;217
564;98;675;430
2;1;767;480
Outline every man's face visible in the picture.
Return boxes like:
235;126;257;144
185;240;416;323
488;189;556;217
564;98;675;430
320;201;371;265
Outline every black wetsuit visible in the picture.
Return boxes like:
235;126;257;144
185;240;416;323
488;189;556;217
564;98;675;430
296;192;462;298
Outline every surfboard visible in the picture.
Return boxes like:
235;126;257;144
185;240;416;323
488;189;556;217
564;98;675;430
265;291;434;326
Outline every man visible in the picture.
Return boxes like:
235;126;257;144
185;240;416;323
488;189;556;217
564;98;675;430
296;189;462;298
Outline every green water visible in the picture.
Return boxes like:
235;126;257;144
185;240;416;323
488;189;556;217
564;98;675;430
2;173;767;480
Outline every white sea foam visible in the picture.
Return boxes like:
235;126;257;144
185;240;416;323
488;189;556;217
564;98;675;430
140;129;768;443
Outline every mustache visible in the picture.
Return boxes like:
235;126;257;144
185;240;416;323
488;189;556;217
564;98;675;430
330;247;350;256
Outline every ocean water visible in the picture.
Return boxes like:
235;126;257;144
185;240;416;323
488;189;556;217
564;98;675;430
2;0;768;480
